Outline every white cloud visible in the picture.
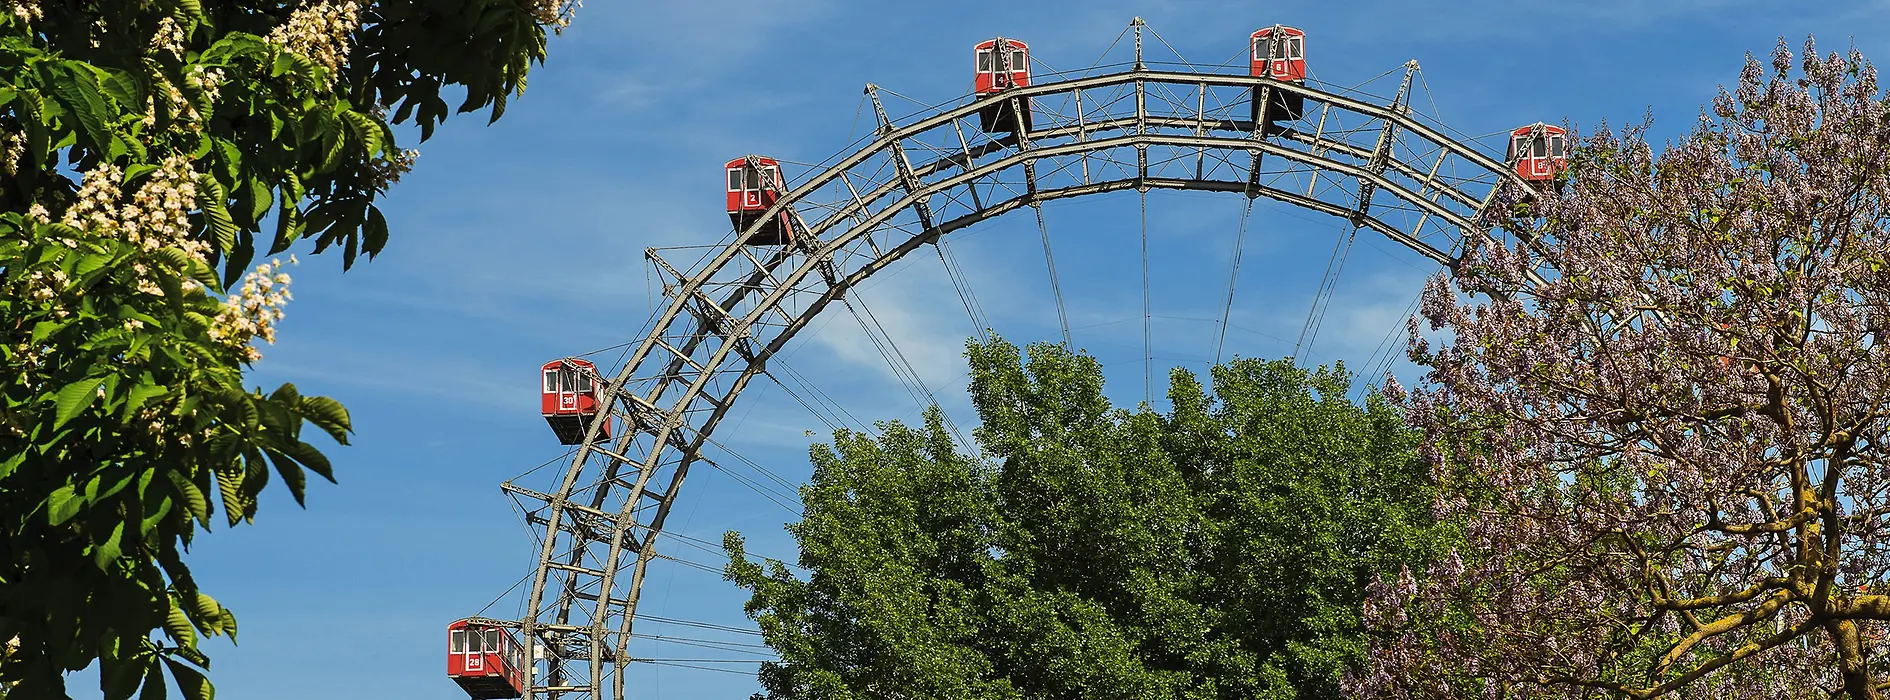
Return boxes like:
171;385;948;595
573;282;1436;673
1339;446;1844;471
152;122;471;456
798;254;978;394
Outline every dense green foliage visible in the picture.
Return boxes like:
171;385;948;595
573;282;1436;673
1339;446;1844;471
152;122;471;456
726;338;1457;699
0;0;563;696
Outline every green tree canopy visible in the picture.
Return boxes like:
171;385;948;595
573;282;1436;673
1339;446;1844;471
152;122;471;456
725;338;1457;699
0;0;567;696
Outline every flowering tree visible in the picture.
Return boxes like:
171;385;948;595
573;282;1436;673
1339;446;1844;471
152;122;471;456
1359;39;1890;700
0;0;571;697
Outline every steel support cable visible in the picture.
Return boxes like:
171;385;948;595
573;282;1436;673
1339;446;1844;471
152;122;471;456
936;240;991;342
1294;222;1360;361
843;295;975;451
696;458;799;514
1080;22;1136;77
633;633;775;651
660;531;793;574
1212;196;1258;366
1303;228;1359;356
1033;203;1074;348
1360;196;1479;400
1359;291;1424;399
632;660;761;676
747;354;860;434
874;86;974;132
759;369;846;434
616;516;805;573
696;432;802;494
1304;63;1408;106
1140;188;1152;403
637;657;776;664
636;614;764;637
508;446;580;487
1141;23;1198;73
473;565;535;619
774;359;870;431
654;552;736;577
844;298;936;411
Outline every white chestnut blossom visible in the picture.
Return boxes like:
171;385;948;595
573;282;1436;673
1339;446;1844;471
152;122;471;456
0;129;21;177
209;259;294;361
370;148;418;192
3;0;39;22
266;1;361;81
150;16;184;58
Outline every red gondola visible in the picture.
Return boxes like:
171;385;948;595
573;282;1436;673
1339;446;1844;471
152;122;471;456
1249;25;1307;133
973;37;1032;133
725;155;796;246
541;358;610;445
447;620;525;699
1508;123;1568;184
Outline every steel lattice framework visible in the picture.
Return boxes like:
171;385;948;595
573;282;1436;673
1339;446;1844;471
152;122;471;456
482;24;1537;700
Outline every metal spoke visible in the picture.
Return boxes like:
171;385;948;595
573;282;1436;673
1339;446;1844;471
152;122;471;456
1213;197;1257;366
1140;188;1152;403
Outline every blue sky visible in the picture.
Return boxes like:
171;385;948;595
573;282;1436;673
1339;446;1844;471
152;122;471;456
69;1;1890;698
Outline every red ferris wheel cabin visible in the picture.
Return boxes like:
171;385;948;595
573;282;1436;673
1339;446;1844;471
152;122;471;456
974;38;1030;93
1250;25;1306;81
973;37;1032;133
1508;123;1568;184
1250;25;1307;131
541;358;610;445
446;620;525;699
726;155;796;246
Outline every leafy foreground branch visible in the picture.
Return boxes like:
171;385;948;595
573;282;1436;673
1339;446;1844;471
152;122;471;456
726;339;1456;700
0;0;570;696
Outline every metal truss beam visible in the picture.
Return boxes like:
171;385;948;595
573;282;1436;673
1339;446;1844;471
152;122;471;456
504;53;1532;700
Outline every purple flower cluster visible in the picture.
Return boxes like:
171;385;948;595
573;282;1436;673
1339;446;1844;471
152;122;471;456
1355;38;1890;700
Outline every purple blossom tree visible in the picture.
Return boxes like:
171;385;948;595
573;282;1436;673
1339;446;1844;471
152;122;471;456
1360;38;1890;700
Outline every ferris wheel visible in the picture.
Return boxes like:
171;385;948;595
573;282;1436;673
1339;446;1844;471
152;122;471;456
445;18;1565;700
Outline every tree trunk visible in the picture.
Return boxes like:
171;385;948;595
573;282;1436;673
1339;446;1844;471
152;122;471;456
1829;620;1881;700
